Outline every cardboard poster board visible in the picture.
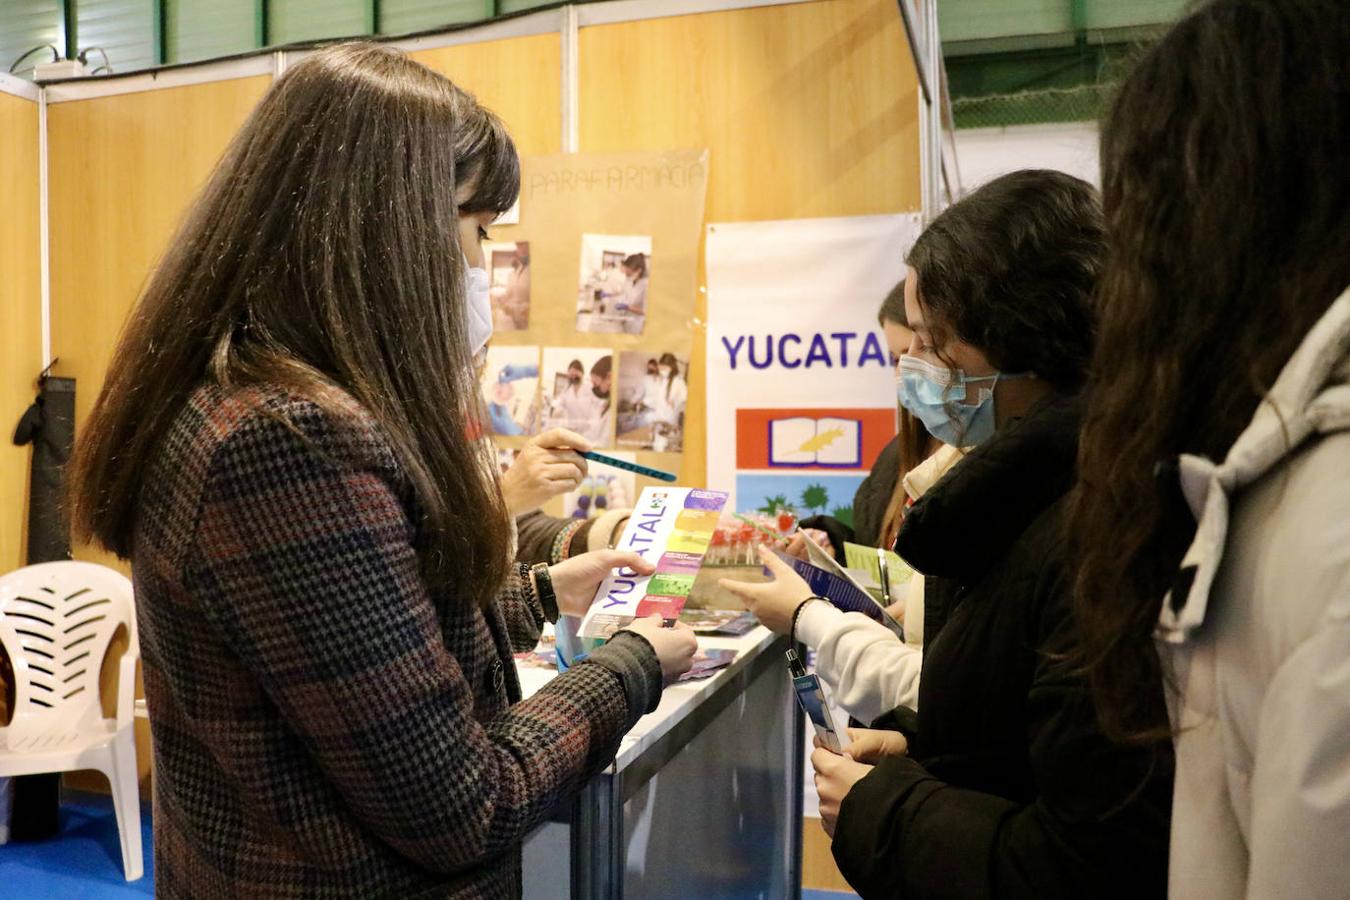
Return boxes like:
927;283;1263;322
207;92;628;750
482;150;709;516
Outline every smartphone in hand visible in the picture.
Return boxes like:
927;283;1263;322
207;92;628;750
787;649;842;753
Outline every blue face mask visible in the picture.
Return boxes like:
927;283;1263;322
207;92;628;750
896;354;1026;447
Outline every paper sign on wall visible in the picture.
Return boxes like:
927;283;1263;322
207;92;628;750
705;214;922;515
482;149;709;491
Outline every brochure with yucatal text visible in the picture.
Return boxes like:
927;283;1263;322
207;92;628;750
579;487;730;638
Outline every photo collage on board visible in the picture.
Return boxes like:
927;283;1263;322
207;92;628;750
482;222;692;523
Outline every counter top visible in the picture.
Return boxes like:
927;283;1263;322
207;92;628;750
516;625;784;773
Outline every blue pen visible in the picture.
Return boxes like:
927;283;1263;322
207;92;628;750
582;450;678;482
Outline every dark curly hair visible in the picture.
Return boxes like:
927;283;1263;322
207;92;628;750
906;169;1104;392
1069;0;1350;744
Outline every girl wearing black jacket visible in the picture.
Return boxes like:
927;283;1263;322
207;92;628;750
736;170;1172;898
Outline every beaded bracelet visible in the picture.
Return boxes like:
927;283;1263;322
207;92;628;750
550;519;587;564
789;596;827;646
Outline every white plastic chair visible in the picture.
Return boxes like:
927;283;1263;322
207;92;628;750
0;561;143;881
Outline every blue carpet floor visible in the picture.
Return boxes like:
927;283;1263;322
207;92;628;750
0;790;152;898
0;792;856;899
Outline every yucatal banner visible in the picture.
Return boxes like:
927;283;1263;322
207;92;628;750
705;213;922;518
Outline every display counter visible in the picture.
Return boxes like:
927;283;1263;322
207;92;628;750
518;625;803;899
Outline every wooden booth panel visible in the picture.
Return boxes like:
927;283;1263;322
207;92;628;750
579;0;922;487
410;33;563;157
47;75;272;458
0;91;42;574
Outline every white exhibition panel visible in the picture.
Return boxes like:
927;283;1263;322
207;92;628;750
705;213;922;513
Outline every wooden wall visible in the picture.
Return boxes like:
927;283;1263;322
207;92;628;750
410;33;562;157
0;91;41;574
579;0;922;484
47;75;274;486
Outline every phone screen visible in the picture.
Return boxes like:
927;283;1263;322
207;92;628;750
793;672;842;752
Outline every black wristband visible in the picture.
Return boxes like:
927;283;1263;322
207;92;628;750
531;562;559;622
789;596;826;646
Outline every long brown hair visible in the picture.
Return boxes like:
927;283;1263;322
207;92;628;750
876;280;930;548
67;43;521;603
1069;0;1350;742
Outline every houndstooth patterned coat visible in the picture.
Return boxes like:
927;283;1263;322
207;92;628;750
131;382;661;898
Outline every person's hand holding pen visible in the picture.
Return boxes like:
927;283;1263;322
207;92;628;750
500;428;591;516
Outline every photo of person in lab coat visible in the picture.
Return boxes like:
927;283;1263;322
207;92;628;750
616;350;688;452
615;253;648;322
485;241;530;331
542;350;614;447
576;234;651;335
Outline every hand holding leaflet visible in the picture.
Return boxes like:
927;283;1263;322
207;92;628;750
769;533;905;641
718;546;816;634
577;487;729;639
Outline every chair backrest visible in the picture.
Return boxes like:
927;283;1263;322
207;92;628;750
0;561;136;750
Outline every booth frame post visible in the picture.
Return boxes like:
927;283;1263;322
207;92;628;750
898;0;958;219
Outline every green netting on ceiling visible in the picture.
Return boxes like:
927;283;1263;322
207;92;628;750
951;81;1113;129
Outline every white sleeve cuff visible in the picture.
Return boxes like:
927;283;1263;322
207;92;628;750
796;599;845;648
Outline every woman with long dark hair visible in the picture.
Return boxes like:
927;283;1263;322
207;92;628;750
67;43;695;897
726;169;1173;898
791;281;945;562
787;279;955;647
1069;1;1350;896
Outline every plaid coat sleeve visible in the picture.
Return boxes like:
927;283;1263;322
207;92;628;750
497;564;547;653
190;399;660;874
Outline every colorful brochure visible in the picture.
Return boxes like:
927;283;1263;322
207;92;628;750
579;487;730;638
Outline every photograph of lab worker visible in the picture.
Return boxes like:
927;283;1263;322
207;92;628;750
540;348;614;446
479;344;540;435
576;234;651;334
484;240;530;331
616;351;688;452
64;43;696;897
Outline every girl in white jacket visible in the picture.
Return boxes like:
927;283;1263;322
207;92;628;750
1069;2;1350;897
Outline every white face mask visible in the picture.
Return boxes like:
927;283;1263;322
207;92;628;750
464;256;493;356
659;366;673;378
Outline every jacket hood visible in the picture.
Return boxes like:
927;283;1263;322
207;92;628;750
896;393;1082;582
1160;287;1350;644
